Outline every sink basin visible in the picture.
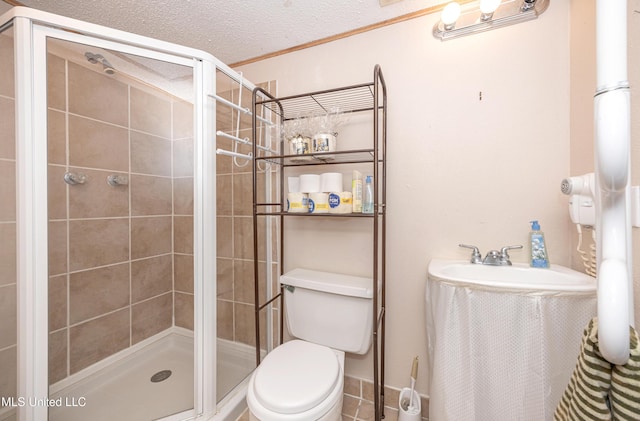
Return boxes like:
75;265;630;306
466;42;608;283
428;259;596;292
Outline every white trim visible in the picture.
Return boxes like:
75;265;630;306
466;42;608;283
15;15;49;421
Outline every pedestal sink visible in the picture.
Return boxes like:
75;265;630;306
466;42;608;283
426;259;596;421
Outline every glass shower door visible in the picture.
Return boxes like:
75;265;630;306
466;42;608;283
43;35;197;421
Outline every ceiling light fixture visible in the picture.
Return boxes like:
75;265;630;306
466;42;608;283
433;0;550;41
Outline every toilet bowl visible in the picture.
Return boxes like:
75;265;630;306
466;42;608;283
246;268;374;421
247;340;345;421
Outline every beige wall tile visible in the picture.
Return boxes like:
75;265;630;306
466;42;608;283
69;308;130;373
234;260;266;305
48;165;67;220
216;174;232;216
232;172;252;216
131;292;172;344
0;223;16;286
174;254;194;294
216;299;233;341
130;131;172;176
0;97;15;160
0;160;16;222
131;216;172;259
47;109;66;166
131;254;173;302
173;100;193;140
234;302;266;346
130;87;171;138
173;138;193;178
69;219;129;272
217;216;233;258
68;115;129;172
131;175;172;216
48;221;68;276
174;292;193;330
173;177;193;216
216;258;233;300
0;345;16;401
47;53;66;112
49;275;67;332
68;168;129;219
215;138;233;175
234;216;265;260
68;62;128;126
0;34;14;98
69;263;130;324
174;216;193;254
49;329;67;385
0;284;16;349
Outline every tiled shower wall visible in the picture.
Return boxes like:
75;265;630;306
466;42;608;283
0;32;17;408
46;52;194;384
216;77;278;349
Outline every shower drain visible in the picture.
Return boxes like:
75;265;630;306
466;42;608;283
150;370;172;383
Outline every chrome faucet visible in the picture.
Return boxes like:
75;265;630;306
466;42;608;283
459;244;483;264
459;244;523;266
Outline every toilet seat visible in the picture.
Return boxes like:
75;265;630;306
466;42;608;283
247;340;344;421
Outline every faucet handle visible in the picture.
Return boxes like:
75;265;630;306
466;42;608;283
500;245;523;255
459;244;482;264
500;245;523;261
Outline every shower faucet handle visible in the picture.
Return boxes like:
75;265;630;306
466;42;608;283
459;244;482;264
63;171;87;185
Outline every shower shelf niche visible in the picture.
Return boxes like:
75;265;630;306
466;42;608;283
251;65;387;420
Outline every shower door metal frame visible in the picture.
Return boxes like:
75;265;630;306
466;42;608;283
7;7;220;420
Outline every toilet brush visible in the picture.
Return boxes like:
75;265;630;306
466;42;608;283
409;356;418;410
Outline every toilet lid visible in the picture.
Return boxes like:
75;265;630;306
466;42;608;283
253;340;341;414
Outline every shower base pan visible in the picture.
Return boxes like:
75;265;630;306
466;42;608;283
46;329;255;421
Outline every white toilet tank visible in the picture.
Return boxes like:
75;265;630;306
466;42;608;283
280;268;374;355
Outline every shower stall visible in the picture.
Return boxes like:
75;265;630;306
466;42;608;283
0;7;277;421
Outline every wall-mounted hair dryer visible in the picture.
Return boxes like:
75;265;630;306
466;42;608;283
561;173;595;226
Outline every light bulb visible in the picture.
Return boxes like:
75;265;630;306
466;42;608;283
441;2;461;30
480;0;501;13
480;0;501;20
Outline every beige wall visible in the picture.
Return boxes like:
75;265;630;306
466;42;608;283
46;52;194;384
237;2;573;394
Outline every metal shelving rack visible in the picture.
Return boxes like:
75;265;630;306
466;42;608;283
251;65;387;420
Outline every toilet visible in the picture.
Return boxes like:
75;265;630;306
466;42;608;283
247;268;374;421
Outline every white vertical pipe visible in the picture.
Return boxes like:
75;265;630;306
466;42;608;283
594;0;632;365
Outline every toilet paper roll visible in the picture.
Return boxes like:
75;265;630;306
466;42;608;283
320;172;343;193
287;192;308;213
299;174;321;193
288;176;300;193
308;192;329;214
328;192;353;214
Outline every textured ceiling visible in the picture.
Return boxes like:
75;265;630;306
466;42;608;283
2;0;443;65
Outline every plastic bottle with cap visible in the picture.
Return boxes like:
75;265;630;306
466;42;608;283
529;220;549;268
362;176;374;214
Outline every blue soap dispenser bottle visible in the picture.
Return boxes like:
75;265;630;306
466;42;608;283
529;220;549;268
